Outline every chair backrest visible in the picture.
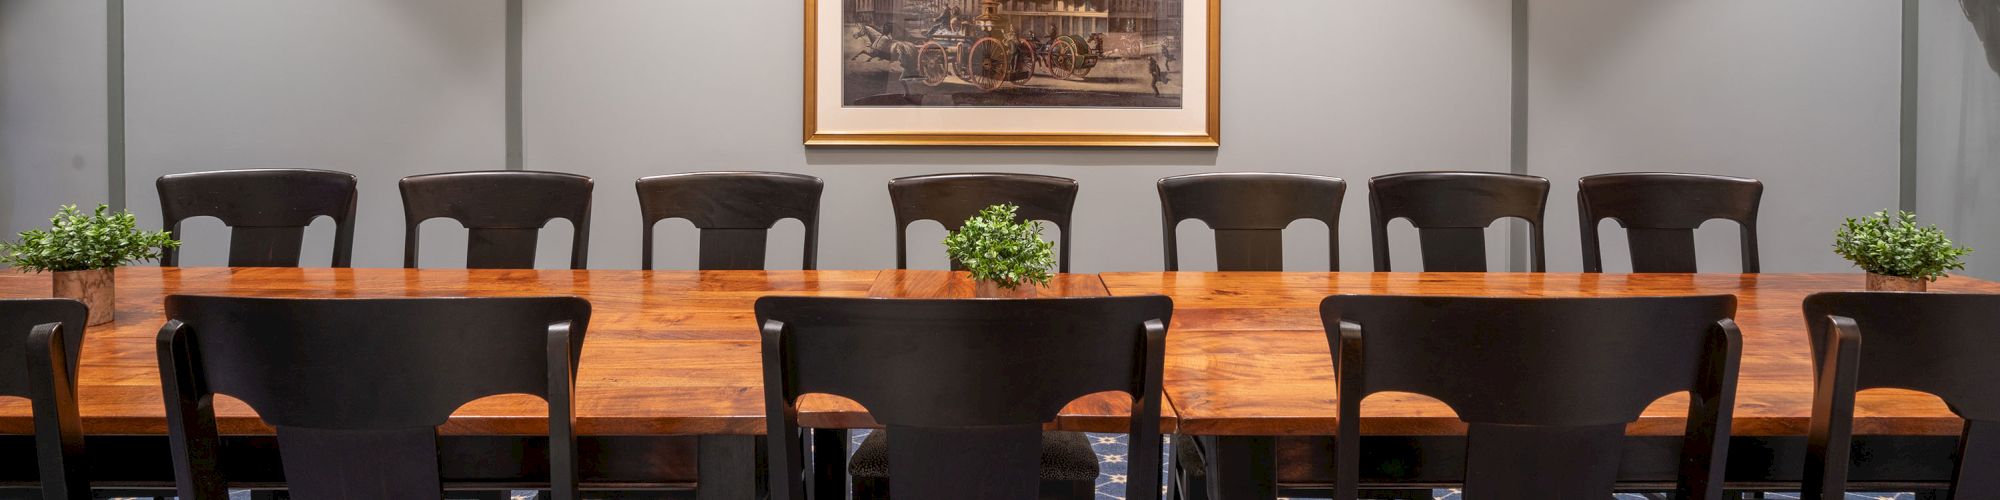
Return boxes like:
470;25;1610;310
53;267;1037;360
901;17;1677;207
157;169;358;268
1578;172;1762;273
1323;295;1739;500
157;295;590;500
1157;172;1345;272
400;171;593;269
887;173;1077;272
0;299;89;499
1368;171;1549;272
1801;292;2000;500
757;296;1171;500
635;171;823;270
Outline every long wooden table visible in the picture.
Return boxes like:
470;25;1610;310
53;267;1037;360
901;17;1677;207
3;268;1984;497
1101;272;2000;498
0;267;1161;496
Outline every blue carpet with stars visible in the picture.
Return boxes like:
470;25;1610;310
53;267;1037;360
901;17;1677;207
194;430;1929;499
862;430;1922;500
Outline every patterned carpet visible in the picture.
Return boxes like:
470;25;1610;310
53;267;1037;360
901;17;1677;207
193;430;1926;499
866;431;1924;500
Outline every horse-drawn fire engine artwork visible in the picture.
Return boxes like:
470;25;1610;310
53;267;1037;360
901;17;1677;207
843;0;1184;108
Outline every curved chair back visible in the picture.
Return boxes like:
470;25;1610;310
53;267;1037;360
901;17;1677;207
0;299;89;499
888;173;1077;272
636;172;823;270
1801;292;2000;500
1578;173;1762;273
1368;172;1548;272
1323;295;1739;500
758;296;1171;500
400;171;593;269
1158;173;1345;271
157;169;358;267
158;295;590;500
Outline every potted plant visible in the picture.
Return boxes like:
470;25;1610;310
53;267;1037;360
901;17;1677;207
944;203;1056;298
1833;210;1973;292
0;204;179;325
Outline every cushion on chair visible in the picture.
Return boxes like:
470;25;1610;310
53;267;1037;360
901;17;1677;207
848;430;1100;481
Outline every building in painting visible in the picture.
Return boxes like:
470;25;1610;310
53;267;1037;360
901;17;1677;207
909;0;1173;39
1106;0;1158;34
846;0;898;30
997;0;1109;38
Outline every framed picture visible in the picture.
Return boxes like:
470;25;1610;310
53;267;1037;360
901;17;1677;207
806;0;1219;147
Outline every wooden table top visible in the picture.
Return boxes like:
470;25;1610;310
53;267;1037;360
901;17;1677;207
0;267;1161;437
1100;272;2000;437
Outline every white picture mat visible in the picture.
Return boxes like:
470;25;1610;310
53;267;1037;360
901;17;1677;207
813;0;1210;136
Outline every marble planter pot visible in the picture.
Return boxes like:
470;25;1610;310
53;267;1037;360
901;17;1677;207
1865;273;1927;292
54;268;114;325
973;280;1038;299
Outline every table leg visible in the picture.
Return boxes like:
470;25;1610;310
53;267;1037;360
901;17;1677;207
697;435;759;500
1200;436;1275;500
811;428;848;500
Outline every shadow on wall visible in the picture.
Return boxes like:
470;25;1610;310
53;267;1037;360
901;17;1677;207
1968;0;2000;75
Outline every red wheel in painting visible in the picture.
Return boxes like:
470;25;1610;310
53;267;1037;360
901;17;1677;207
964;37;1006;91
917;42;949;86
1047;39;1079;80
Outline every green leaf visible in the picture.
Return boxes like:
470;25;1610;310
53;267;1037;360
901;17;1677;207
0;204;180;273
941;204;1056;289
1833;210;1972;281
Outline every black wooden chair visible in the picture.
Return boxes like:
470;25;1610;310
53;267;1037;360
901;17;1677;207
1158;173;1346;272
636;172;823;270
1802;292;2000;499
0;299;89;500
1323;295;1740;499
888;173;1077;272
1368;171;1549;272
157;295;590;500
157;169;358;268
1578;172;1763;273
758;296;1171;500
400;171;593;269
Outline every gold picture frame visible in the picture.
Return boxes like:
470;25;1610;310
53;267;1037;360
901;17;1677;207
806;0;1220;147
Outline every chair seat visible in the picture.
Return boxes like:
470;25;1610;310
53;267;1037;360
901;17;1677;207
849;430;1100;481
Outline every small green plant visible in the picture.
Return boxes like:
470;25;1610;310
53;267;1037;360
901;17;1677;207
943;203;1055;290
1833;210;1972;281
0;204;179;273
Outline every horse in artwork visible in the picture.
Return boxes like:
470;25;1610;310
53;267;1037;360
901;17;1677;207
851;24;918;64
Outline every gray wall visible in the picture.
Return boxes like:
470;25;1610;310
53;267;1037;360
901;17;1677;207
1918;0;2000;280
0;0;1946;276
122;0;511;268
1531;0;1903;273
524;0;1511;272
0;0;108;238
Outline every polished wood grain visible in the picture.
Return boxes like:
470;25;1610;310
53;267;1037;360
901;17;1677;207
0;267;879;436
1099;272;2000;437
821;270;1172;432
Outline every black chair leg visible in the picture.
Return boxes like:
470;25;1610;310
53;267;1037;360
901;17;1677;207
1169;436;1208;500
1356;489;1431;500
812;428;849;500
853;477;888;500
1038;478;1094;500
